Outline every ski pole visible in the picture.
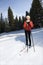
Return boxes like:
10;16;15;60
31;32;35;52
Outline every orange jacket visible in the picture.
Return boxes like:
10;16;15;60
23;21;34;31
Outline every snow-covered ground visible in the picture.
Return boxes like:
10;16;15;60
0;28;43;65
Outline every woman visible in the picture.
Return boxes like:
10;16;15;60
23;15;34;48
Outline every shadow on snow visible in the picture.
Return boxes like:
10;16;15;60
15;31;43;47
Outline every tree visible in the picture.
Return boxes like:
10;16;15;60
22;16;26;23
30;0;42;28
19;16;23;29
0;13;5;33
40;0;43;26
40;9;43;26
40;0;43;8
15;16;19;30
26;11;30;16
1;13;3;22
8;6;15;31
0;20;1;33
4;18;10;32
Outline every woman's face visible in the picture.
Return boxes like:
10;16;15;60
26;16;30;20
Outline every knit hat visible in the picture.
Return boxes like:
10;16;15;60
26;15;30;23
26;15;30;19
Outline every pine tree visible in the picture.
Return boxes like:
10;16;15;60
40;0;43;8
40;0;43;26
15;16;19;30
26;11;30;16
4;18;10;32
15;16;18;23
8;6;15;31
30;0;42;28
40;9;43;26
19;16;23;29
0;20;1;33
22;16;25;24
1;13;3;22
0;13;5;33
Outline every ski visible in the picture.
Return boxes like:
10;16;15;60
20;46;26;52
19;47;27;56
20;45;32;53
19;46;29;56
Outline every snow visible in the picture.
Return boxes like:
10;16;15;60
0;28;43;65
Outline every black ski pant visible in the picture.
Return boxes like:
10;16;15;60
25;30;31;46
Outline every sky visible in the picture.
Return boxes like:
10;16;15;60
0;0;32;18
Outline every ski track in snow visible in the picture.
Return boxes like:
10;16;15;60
0;28;43;65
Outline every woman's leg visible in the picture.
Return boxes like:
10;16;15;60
28;31;31;46
25;31;28;46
